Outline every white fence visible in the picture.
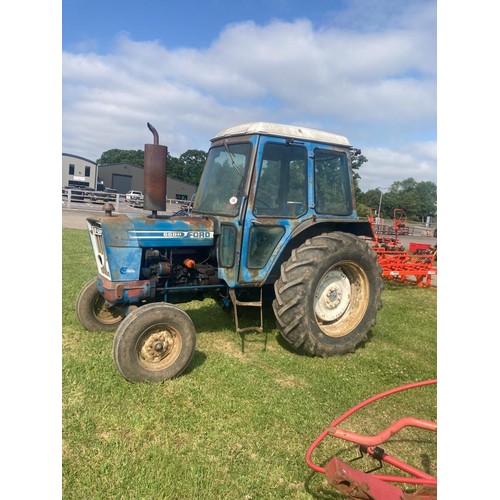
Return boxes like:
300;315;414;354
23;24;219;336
62;189;192;215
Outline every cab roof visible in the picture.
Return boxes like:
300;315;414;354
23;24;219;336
212;122;350;147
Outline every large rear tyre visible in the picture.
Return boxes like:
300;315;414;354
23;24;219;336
273;232;383;357
113;303;196;382
76;278;126;331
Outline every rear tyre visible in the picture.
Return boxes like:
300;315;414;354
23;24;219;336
76;278;125;331
113;303;196;382
273;232;383;357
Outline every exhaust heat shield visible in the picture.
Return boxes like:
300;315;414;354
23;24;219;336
144;122;167;215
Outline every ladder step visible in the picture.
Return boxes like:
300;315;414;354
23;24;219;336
231;300;262;307
237;326;263;333
228;288;266;351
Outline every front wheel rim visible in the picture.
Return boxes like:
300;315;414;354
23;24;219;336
137;325;182;371
93;295;123;325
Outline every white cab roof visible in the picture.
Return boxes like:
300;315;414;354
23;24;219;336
212;122;350;147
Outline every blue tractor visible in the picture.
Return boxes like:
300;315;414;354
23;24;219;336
76;122;383;382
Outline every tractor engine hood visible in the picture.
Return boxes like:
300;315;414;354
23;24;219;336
129;215;214;247
87;213;215;249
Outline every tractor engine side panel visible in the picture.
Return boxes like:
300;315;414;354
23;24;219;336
87;214;220;306
105;246;144;281
87;214;215;282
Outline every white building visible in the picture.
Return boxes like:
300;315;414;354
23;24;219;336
62;153;196;200
62;153;98;189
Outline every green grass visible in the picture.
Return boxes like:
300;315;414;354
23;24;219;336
63;228;437;499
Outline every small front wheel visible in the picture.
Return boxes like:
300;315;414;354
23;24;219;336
113;303;196;382
76;278;125;331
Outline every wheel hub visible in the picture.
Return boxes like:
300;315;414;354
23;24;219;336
141;331;174;363
315;269;351;322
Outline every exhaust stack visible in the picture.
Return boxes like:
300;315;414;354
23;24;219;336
144;122;167;217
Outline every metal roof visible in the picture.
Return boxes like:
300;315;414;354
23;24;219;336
212;122;350;147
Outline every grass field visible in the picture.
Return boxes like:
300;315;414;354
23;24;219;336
62;228;437;499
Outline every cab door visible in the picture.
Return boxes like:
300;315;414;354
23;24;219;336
237;137;310;284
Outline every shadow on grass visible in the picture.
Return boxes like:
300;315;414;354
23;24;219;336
181;349;207;376
186;300;379;359
185;300;278;335
274;323;377;357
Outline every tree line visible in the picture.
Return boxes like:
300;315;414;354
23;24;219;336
97;148;436;222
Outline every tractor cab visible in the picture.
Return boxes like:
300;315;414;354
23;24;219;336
192;122;371;288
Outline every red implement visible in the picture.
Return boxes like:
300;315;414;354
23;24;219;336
306;379;437;499
376;250;437;288
367;208;437;287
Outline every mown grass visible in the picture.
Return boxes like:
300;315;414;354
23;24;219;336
62;228;437;499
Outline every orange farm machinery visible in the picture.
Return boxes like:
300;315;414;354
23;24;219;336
375;250;436;288
368;209;437;288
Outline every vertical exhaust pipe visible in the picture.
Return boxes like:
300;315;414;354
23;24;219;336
144;122;167;217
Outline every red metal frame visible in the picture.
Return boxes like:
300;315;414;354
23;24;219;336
369;208;406;251
367;208;437;288
306;379;437;499
375;250;437;288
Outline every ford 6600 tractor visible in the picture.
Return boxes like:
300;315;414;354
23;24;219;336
76;122;383;382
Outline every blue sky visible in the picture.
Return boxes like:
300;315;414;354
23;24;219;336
62;0;437;191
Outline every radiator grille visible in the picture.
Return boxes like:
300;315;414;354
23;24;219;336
87;220;111;279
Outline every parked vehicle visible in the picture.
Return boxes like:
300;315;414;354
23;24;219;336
76;122;383;382
126;190;143;202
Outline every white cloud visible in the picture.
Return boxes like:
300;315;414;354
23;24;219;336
359;141;437;191
62;2;436;191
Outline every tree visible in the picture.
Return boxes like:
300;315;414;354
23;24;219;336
413;181;438;221
356;179;437;222
168;149;207;186
386;177;437;221
350;150;368;200
97;149;144;167
384;178;437;221
358;188;384;217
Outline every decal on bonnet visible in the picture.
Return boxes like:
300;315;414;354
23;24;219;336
129;230;214;239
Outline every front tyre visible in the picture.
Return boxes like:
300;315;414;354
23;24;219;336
273;232;383;357
76;278;125;331
113;303;196;382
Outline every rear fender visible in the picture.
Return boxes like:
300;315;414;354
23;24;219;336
264;219;374;284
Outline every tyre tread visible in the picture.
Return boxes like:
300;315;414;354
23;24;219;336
273;232;383;357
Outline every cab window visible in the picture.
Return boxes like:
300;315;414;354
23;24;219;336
314;149;352;215
254;142;307;218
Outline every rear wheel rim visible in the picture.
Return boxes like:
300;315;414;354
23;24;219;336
314;261;370;338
